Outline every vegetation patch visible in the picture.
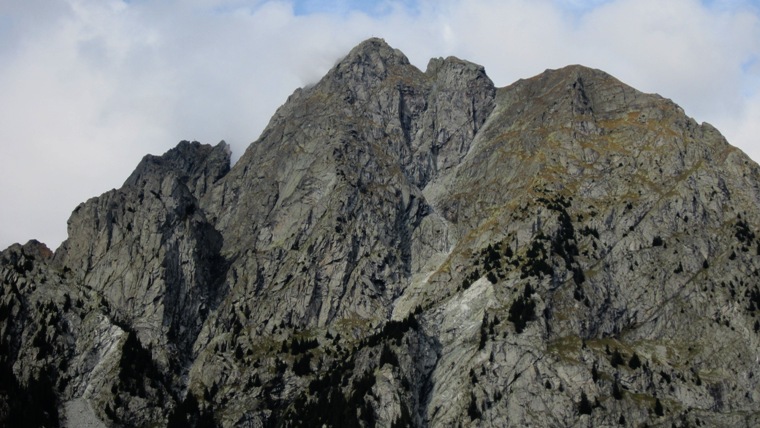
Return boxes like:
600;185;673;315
508;284;537;334
548;336;583;362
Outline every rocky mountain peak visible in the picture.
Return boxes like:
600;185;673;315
2;39;760;427
331;37;411;80
124;140;230;201
13;239;54;261
425;55;488;78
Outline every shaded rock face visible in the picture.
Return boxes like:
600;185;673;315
2;38;760;427
54;141;229;368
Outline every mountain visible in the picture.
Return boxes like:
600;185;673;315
2;37;760;427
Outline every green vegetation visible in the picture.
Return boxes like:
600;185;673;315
468;393;482;420
479;313;501;349
293;352;312;376
612;380;623;400
278;310;424;426
522;238;554;279
578;391;593;415
654;398;664;416
628;353;642;370
735;219;755;244
167;393;217;428
508;284;536;334
610;348;625;368
118;330;163;399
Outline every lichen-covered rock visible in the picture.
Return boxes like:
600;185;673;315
2;38;760;427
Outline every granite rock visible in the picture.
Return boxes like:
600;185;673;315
2;39;760;427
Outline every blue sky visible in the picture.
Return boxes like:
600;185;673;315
291;0;417;15
288;0;760;15
0;0;759;249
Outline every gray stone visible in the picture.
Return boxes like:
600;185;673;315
2;38;760;427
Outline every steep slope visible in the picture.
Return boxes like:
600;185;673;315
1;141;231;425
412;64;760;427
2;38;760;427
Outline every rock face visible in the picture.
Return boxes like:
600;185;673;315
2;38;760;427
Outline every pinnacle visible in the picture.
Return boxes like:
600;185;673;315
426;55;487;75
353;37;393;52
348;37;404;59
335;37;411;72
528;64;620;89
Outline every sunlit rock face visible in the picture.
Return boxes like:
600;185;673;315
2;38;760;427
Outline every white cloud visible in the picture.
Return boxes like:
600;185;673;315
0;0;759;249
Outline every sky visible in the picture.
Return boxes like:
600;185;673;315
1;0;759;250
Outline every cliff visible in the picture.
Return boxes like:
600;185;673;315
2;38;760;427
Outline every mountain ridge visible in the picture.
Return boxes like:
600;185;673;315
2;38;760;427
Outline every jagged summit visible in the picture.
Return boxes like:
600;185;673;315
536;63;617;80
340;37;411;67
317;37;417;94
124;140;230;199
2;39;760;427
